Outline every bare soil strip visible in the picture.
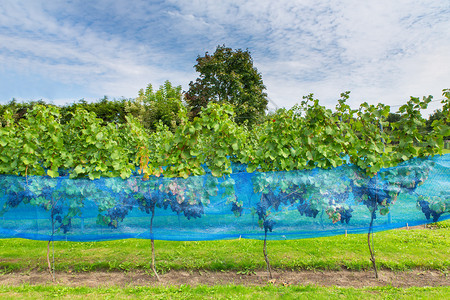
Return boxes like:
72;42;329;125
0;270;448;288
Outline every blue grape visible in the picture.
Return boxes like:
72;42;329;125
338;207;353;224
181;202;204;220
418;200;442;222
256;201;268;220
104;192;136;228
6;192;23;208
418;200;431;220
41;187;52;199
231;202;243;216
60;218;72;234
263;219;275;232
297;203;319;218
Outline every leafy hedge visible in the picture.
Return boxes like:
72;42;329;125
1;90;448;180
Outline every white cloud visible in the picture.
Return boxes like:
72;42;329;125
0;1;194;101
0;0;449;115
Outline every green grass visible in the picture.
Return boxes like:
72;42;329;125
1;222;448;299
0;284;449;299
1;221;449;273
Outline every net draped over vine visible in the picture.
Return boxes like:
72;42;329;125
1;155;449;241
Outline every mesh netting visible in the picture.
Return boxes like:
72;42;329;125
1;155;449;241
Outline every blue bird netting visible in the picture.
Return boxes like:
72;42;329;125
0;155;449;242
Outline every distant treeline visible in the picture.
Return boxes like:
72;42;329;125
0;97;127;125
1;95;448;138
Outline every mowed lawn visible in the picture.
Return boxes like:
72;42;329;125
0;222;449;299
1;222;450;273
0;284;449;299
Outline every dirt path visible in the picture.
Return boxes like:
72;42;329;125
0;270;448;288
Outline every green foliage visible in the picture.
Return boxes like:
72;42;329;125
0;105;134;179
60;97;127;125
245;92;392;176
390;96;435;161
185;45;268;126
348;101;390;176
245;107;307;173
64;107;134;179
0;105;66;177
0;99;50;125
126;80;183;131
1;89;448;182
153;102;247;179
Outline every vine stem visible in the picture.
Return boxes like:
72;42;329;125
47;214;55;282
150;207;160;281
368;211;378;279
263;229;272;279
47;240;54;282
47;196;62;283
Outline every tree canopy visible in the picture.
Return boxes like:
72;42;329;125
185;45;268;126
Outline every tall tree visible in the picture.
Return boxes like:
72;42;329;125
185;45;268;126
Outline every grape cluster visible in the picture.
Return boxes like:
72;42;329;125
280;186;306;205
297;202;319;218
259;190;297;214
105;205;131;228
166;197;204;220
263;219;275;232
337;207;353;224
105;193;136;228
51;203;72;234
5;188;34;208
52;203;63;219
138;190;165;214
231;201;243;216
60;218;72;234
352;177;393;213
6;192;24;208
180;202;204;220
265;191;284;211
41;187;53;199
256;200;268;220
417;200;442;222
138;188;205;221
254;192;284;232
160;186;206;220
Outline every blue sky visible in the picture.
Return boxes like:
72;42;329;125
1;0;449;114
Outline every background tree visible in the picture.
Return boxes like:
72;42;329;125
185;45;268;126
385;112;402;142
426;109;449;139
59;97;127;125
0;99;49;125
126;80;183;131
